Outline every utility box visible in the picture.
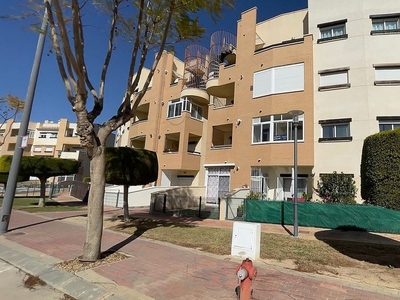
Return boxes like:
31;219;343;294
231;221;261;260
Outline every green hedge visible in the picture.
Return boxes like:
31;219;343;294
361;128;400;210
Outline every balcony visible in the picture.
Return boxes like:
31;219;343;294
130;135;146;149
132;103;150;124
211;124;233;150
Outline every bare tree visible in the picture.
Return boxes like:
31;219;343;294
41;0;233;261
0;95;24;145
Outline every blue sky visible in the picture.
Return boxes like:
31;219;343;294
0;0;307;125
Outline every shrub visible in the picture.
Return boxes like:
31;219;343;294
361;128;400;210
246;190;264;200
315;172;357;204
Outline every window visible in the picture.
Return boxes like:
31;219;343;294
33;147;41;152
49;133;58;139
318;68;350;91
250;167;268;199
374;64;400;85
28;130;35;138
253;63;304;98
39;132;47;138
252;113;304;144
45;147;53;153
319;118;352;142
167;99;183;118
167;97;203;120
370;13;400;35
317;19;347;43
377;116;400;132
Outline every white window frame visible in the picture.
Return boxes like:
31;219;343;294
250;167;268;199
167;97;203;120
28;130;35;138
253;63;304;98
33;147;41;152
44;147;53;153
38;132;47;138
252;114;304;144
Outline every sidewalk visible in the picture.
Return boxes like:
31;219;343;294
0;196;399;299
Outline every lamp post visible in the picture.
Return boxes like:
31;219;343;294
288;110;304;238
0;1;52;233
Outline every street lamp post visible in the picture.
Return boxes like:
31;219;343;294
288;110;304;238
0;1;52;234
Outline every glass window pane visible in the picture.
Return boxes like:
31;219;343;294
393;124;400;129
380;124;393;131
168;105;174;118
323;125;334;138
175;102;182;116
336;124;349;137
373;21;384;31
386;20;398;30
372;21;384;30
297;122;304;140
321;29;331;38
332;25;345;36
253;125;261;143
262;124;270;142
274;122;288;141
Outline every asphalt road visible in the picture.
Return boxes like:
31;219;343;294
0;259;70;300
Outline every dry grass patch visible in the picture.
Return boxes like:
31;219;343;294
109;217;400;275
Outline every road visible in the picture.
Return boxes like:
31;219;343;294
0;259;71;300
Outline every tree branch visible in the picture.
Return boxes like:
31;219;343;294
45;0;74;104
87;0;120;122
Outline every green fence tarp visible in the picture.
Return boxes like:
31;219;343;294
244;200;400;234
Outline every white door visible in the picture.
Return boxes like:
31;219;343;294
206;167;231;204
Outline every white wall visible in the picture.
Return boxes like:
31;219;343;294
309;0;400;200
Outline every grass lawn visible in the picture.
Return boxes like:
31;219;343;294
110;218;400;273
0;197;86;213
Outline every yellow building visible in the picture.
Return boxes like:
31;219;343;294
117;7;314;203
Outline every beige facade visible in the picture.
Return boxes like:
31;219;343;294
118;7;315;203
0;119;114;181
309;0;400;200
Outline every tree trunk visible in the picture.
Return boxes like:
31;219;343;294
123;184;129;222
81;149;106;262
38;177;46;207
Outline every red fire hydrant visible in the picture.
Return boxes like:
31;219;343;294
235;258;257;300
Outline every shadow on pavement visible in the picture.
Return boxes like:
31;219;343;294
8;213;88;232
103;216;195;255
315;227;400;268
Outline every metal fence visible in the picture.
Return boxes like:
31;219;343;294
104;190;121;207
226;197;245;220
153;194;220;219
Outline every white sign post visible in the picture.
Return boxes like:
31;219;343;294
20;135;28;149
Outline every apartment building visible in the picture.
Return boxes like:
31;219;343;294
309;0;400;198
117;7;314;203
0;119;114;181
118;2;400;202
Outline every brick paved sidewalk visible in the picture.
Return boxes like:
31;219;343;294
2;209;399;300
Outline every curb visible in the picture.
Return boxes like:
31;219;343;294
0;238;125;300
